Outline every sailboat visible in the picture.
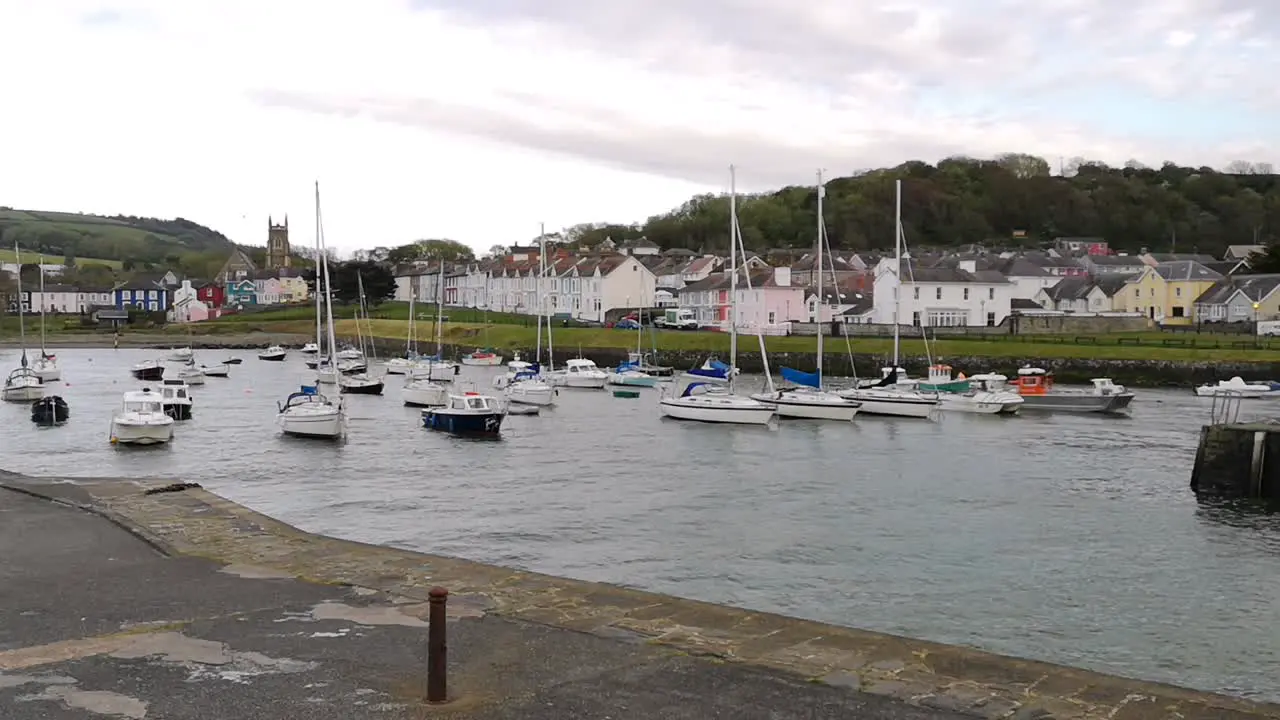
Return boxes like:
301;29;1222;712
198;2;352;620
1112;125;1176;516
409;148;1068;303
659;165;775;425
2;245;46;402
339;273;385;395
751;170;859;421
607;297;659;387
836;179;939;418
30;257;60;381
406;260;459;380
277;181;346;439
385;276;421;374
499;225;556;406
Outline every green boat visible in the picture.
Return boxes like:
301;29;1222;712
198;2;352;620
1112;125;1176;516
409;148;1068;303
915;364;971;393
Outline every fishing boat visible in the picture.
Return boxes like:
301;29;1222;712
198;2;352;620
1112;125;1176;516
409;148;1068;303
751;170;859;422
835;180;939;419
258;345;287;361
31;260;60;381
462;348;504;366
915;364;971;393
158;379;194;420
130;359;165;381
31;395;69;425
1009;367;1135;413
277;181;345;439
660;166;775;425
1195;376;1274;398
547;358;608;389
109;388;174;445
421;390;506;435
904;365;1023;415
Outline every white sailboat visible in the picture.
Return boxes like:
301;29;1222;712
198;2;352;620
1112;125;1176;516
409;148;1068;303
31;257;60;381
660;165;775;425
751;170;859;421
277;181;346;439
3;244;45;402
501;225;557;406
836;179;939;419
385;276;421;374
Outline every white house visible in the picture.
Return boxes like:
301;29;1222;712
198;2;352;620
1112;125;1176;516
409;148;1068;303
168;280;211;323
30;284;79;313
872;258;1012;327
984;257;1058;300
76;287;114;313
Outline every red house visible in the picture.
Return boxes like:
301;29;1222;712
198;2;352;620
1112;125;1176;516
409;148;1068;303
196;281;225;308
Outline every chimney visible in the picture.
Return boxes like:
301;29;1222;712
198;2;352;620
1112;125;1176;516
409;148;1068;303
773;266;791;287
958;259;977;273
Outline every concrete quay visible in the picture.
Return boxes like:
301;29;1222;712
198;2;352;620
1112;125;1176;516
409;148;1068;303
1;472;1277;719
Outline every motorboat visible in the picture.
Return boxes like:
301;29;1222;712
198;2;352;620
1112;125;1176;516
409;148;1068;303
384;356;419;375
504;366;557;406
130;359;164;381
258;345;287;361
165;347;193;363
493;357;534;389
403;376;449;407
109;388;175;445
462;348;504;366
658;370;775;425
504;402;540;416
198;362;230;378
422;390;506;435
606;361;658;388
179;365;206;385
903;366;1023;415
547;358;608;389
277;385;345;439
31;353;60;382
339;373;384;395
2;366;44;402
335;346;364;361
31;395;69;425
157;379;194;420
1195;376;1274;399
300;342;319;355
751;385;860;421
1009;366;1135;413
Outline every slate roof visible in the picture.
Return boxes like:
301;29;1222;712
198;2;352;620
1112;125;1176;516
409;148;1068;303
1153;260;1222;282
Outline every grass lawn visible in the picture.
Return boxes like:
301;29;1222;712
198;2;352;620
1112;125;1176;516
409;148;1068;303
0;247;123;269
178;319;1280;362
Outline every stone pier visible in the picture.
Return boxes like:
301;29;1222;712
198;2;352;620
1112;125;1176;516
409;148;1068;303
2;471;1279;719
1191;422;1280;499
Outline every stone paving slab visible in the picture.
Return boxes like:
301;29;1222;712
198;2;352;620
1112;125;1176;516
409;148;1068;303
3;472;1278;720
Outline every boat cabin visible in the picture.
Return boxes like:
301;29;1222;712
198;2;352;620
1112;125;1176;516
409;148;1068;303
121;388;165;415
449;392;497;412
160;379;190;402
563;359;601;374
278;386;332;412
966;373;1009;392
5;367;41;385
1012;367;1053;395
1090;378;1127;395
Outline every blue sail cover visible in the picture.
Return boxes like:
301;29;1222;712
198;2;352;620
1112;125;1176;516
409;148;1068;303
688;367;728;379
300;385;318;395
780;367;820;388
708;358;731;371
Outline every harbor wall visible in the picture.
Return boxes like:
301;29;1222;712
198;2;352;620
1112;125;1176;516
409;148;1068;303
2;471;1277;720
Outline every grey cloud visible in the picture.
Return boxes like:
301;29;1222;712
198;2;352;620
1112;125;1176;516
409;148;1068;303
248;88;968;190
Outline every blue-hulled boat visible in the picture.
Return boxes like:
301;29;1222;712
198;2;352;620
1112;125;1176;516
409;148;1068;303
422;391;506;435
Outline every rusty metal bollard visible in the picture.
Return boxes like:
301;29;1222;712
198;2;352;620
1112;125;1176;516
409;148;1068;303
427;587;448;703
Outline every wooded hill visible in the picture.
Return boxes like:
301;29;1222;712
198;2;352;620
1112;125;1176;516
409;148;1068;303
561;157;1280;257
0;207;236;268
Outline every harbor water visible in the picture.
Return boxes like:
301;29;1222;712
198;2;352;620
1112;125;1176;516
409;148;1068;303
3;348;1280;701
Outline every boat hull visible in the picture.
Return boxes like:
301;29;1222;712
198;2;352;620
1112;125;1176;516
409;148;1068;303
551;375;608;389
1019;393;1135;413
505;382;555;406
31;396;69;425
131;367;164;381
32;361;60;382
607;373;657;387
258;352;287;361
752;393;859;421
200;365;230;377
421;409;504;435
937;393;1023;415
659;398;775;425
277;411;344;439
340;380;385;395
840;391;937;418
110;421;174;445
462;355;503;366
2;384;44;402
403;383;449;407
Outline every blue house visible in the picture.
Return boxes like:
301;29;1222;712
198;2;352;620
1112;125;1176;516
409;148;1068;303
112;281;170;312
224;279;257;308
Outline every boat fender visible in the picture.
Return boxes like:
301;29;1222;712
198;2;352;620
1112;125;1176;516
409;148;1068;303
454;365;460;375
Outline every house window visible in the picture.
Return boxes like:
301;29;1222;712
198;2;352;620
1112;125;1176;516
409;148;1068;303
1150;288;1155;297
1135;289;1140;298
913;287;919;300
963;288;969;300
912;311;920;326
767;311;776;324
987;312;995;326
1175;287;1181;297
935;287;942;300
1172;306;1185;317
988;288;994;300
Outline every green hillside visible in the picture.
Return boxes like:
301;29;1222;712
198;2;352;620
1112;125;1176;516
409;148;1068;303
0;207;235;268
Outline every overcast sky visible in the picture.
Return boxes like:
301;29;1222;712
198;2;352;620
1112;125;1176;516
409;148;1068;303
1;0;1275;253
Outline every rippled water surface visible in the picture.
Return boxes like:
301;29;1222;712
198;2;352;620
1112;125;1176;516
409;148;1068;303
4;348;1280;700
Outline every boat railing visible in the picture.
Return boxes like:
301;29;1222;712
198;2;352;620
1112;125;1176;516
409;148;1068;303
1210;391;1243;425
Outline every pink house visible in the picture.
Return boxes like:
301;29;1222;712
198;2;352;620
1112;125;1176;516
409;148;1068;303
677;267;803;330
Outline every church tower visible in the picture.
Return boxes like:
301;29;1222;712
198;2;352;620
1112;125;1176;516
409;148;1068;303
266;215;290;270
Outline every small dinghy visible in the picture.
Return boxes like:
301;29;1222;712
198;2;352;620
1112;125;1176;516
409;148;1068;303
504;402;540;416
223;357;243;365
31;395;69;425
198;363;230;377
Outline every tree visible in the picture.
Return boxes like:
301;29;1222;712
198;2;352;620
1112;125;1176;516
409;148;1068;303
995;153;1051;179
486;244;507;258
1247;244;1280;273
386;238;474;264
327;260;396;304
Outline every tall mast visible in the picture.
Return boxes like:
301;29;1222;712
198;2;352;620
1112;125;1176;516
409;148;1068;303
893;178;902;367
815;170;824;385
407;277;416;357
435;259;444;356
535;223;544;362
14;241;27;366
37;255;47;356
312;190;323;356
728;165;738;388
317;182;339;379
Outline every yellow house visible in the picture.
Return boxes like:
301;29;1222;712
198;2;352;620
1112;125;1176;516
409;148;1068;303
277;275;309;303
1119;261;1222;325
